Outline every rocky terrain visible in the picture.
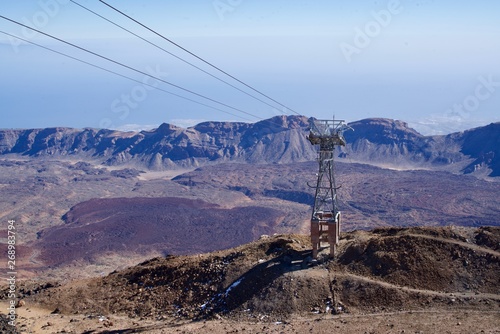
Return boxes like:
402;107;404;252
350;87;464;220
2;226;499;333
0;158;498;282
1;116;499;332
175;162;500;229
1;116;499;177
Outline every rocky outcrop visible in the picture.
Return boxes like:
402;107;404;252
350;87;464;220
456;123;500;176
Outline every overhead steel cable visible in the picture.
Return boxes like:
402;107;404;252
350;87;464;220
0;15;261;120
69;0;290;115
99;0;302;116
0;30;252;122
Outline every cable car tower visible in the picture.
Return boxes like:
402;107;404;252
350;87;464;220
307;118;349;259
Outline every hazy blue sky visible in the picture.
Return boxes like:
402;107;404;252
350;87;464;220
1;0;499;134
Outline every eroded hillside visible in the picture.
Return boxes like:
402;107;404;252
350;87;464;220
15;227;500;322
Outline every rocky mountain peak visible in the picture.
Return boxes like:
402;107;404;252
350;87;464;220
153;122;181;136
346;118;423;143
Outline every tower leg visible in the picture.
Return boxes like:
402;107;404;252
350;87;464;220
337;212;341;244
311;221;319;259
329;223;336;258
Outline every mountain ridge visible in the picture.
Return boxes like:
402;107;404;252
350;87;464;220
1;115;498;176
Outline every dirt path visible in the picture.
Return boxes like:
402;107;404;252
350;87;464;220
0;301;164;334
407;233;500;257
335;272;500;300
29;250;42;266
3;302;499;334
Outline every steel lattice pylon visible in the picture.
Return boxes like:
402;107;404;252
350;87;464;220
307;118;348;259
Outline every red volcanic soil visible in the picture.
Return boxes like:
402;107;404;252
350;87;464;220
0;229;36;276
36;197;284;266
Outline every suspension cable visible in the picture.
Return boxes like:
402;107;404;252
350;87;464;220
99;0;302;116
0;30;252;123
69;0;291;115
0;15;262;120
